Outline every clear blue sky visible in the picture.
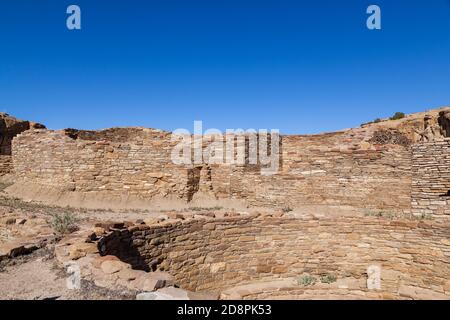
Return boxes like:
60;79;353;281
1;0;450;134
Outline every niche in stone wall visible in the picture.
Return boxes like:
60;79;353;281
186;167;202;201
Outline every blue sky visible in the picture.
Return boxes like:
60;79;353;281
1;0;450;134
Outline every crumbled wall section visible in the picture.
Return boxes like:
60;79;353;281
0;113;45;175
411;139;450;216
11;128;414;209
99;214;450;299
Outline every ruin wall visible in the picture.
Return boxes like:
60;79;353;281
12;129;197;201
11;128;413;210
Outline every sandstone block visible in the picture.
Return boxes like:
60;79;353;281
210;262;226;273
69;249;86;260
256;265;272;273
92;227;106;236
117;268;139;281
144;218;159;225
100;260;129;274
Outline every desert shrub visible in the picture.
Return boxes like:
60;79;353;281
363;209;397;219
364;209;383;217
189;206;223;211
51;212;79;234
282;206;293;213
390;112;405;120
297;275;316;286
320;274;337;284
373;118;382;123
411;213;433;220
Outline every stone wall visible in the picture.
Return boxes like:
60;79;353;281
12;129;197;201
411;139;450;217
11;127;413;210
213;133;412;209
99;213;450;299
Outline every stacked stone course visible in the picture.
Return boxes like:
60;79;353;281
411;139;450;216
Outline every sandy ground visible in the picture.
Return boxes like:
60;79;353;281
0;250;76;300
0;247;135;300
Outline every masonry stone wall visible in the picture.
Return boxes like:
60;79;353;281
212;133;412;209
411;139;450;217
11;128;413;210
99;214;450;299
12;129;197;200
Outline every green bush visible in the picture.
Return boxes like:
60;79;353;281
297;275;316;286
373;118;382;123
390;112;405;120
320;274;337;284
51;212;79;234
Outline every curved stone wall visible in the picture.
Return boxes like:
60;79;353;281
100;213;450;299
